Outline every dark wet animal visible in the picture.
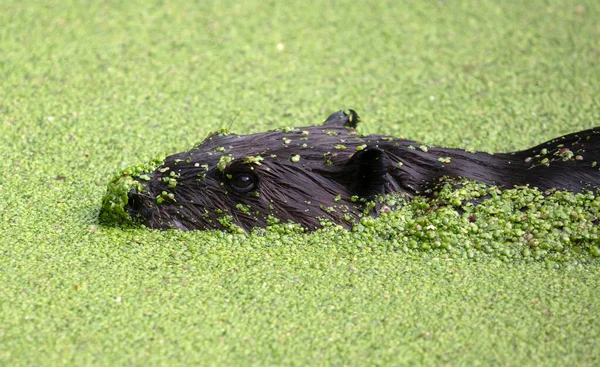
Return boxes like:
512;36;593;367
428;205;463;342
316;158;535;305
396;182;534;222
124;111;600;231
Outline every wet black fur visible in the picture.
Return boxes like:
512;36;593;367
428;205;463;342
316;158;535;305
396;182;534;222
126;110;600;231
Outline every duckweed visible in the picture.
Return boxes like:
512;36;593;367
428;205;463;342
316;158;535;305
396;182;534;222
3;0;600;366
352;181;600;263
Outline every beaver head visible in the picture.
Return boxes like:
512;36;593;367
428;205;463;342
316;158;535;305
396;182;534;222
121;111;404;231
103;109;600;231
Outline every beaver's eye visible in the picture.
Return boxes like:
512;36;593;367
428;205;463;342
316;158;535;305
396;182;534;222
230;173;256;193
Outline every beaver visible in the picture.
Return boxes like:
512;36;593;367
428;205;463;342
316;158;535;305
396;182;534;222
105;110;600;231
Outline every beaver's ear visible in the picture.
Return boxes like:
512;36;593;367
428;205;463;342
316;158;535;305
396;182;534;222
343;148;387;199
322;109;360;128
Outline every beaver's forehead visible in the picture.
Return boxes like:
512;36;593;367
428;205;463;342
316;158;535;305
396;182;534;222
193;126;366;155
162;125;371;171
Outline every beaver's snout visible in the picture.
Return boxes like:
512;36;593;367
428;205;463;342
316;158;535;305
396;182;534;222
126;190;153;223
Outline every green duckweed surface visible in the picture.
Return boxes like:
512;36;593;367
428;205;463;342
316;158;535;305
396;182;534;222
1;0;600;365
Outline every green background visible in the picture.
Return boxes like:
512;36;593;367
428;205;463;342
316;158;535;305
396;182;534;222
1;0;599;365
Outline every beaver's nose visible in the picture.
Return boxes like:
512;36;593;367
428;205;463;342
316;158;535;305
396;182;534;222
126;191;152;222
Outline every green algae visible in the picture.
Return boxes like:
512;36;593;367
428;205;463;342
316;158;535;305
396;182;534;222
217;154;234;171
362;181;600;263
1;0;600;365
